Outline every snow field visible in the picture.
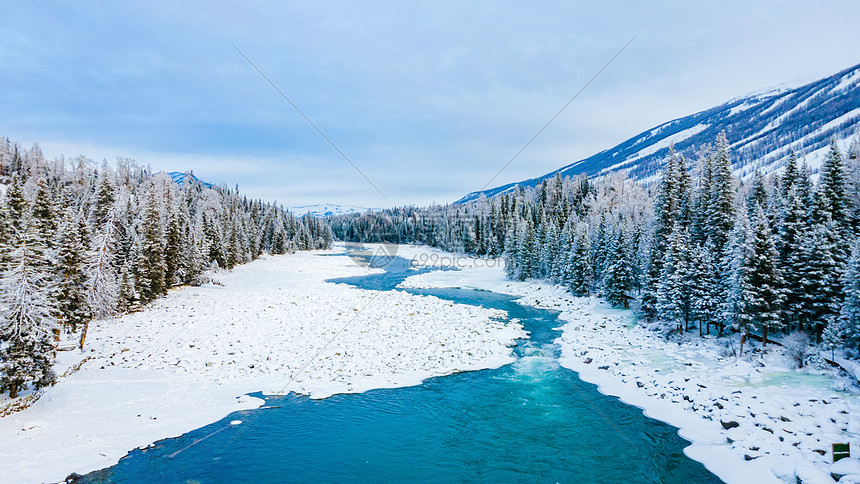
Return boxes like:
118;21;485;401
0;247;525;483
401;258;860;484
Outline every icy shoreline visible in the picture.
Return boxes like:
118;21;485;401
400;259;860;484
0;245;525;483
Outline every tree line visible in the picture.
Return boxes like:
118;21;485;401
332;132;860;356
0;139;332;398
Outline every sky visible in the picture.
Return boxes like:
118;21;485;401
2;1;860;208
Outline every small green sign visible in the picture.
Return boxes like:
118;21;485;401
833;443;850;463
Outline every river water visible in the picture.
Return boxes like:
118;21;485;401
81;248;718;483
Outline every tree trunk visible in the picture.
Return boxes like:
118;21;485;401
739;334;745;355
9;384;19;399
762;325;768;348
79;320;90;352
53;327;62;358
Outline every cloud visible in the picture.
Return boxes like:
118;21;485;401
3;1;860;207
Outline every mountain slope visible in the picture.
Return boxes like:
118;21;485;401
457;63;860;203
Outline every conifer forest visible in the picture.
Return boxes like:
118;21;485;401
333;132;860;353
0;140;332;398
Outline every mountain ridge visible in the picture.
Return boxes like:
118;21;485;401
456;62;860;203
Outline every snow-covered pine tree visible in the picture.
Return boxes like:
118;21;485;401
515;218;535;280
742;206;784;346
746;171;767;219
690;152;713;245
85;205;119;320
3;174;28;238
707;132;735;253
817;138;850;238
31;177;58;253
0;212;57;398
602;227;634;308
503;218;518;280
567;221;592;296
780;150;800;200
657;223;691;335
690;241;720;335
56;208;92;333
779;194;809;331
163;191;184;287
798;218;844;341
91;172;116;226
722;212;752;338
542;220;561;283
838;242;860;352
134;187;167;303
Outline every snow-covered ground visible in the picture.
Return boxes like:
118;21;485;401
401;258;860;484
0;245;525;483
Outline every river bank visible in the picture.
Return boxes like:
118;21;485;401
0;245;524;483
399;252;860;484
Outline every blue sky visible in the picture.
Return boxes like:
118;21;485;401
3;1;860;207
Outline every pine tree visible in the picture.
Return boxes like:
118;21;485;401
516;218;537;280
567;222;592;296
3;174;28;241
657;224;691;335
746;171;767;219
797;218;843;341
164;202;184;287
779;195;809;330
742;206;783;346
85;205;119;320
780;150;800;200
56;209;92;333
503;219;519;280
708;132;735;253
31;178;58;252
839;242;860;352
690;241;720;335
134;188;167;303
690;152;713;245
722;213;751;338
0;214;57;398
91;173;116;226
602;228;634;308
817;138;850;236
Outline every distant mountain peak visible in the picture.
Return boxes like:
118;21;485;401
288;203;379;217
457;62;860;203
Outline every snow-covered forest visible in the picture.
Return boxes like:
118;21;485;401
0;139;332;399
332;132;860;355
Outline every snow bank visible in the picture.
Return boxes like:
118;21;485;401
401;258;860;484
0;245;525;483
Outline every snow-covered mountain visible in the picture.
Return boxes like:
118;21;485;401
457;63;860;203
288;203;378;217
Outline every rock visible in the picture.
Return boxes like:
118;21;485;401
780;416;792;422
795;464;834;483
636;381;644;388
832;459;860;481
598;365;609;370
744;454;759;461
65;473;83;483
721;420;740;430
583;357;593;364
